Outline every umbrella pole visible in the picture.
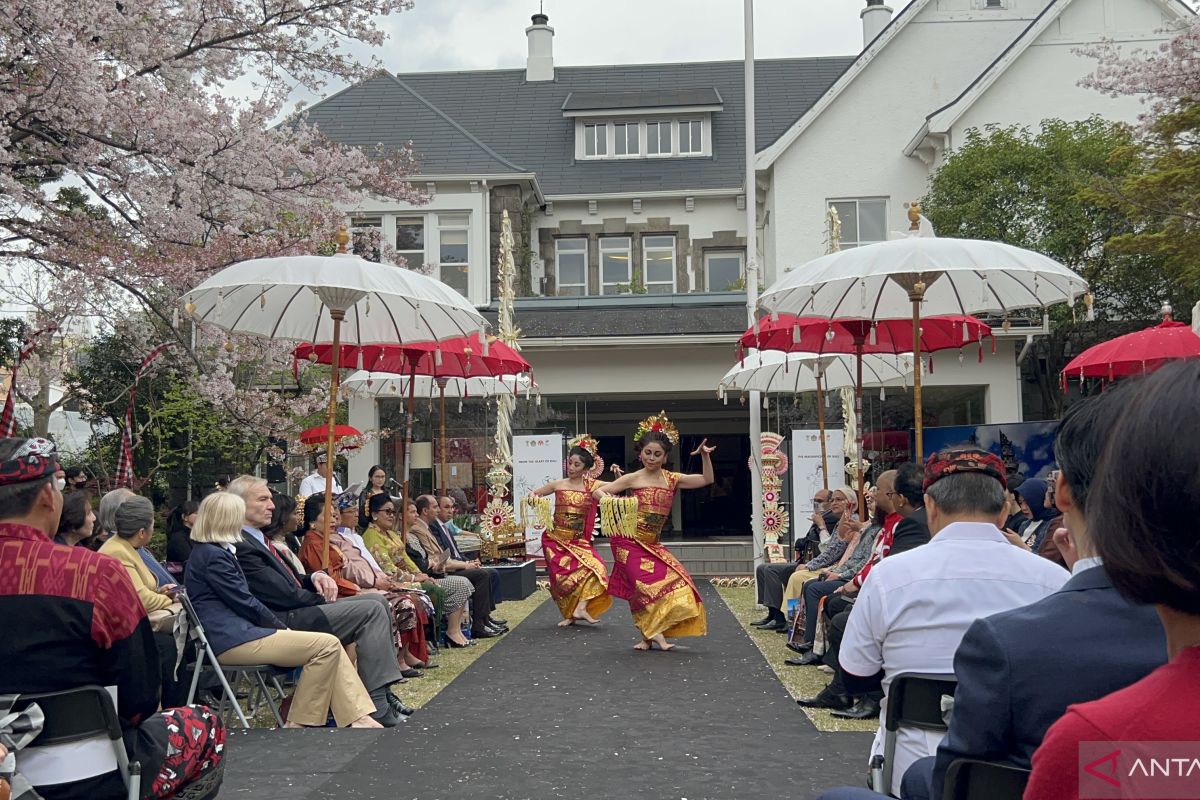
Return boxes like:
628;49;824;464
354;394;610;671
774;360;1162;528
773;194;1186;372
854;337;866;516
815;371;829;491
402;363;417;536
438;378;447;497
909;284;927;460
322;312;345;571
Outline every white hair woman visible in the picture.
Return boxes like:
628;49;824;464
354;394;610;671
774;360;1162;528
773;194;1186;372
184;492;380;728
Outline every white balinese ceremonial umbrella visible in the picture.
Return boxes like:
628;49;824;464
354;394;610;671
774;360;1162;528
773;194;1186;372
760;230;1087;455
719;351;911;489
181;230;487;567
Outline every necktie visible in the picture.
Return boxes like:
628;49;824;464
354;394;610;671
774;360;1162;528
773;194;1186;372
266;539;301;587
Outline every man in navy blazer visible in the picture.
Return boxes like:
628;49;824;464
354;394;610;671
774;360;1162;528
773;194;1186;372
900;386;1166;800
226;476;407;719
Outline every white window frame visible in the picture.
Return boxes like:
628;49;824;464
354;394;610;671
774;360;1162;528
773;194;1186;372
393;215;426;271
599;237;633;295
435;213;471;297
583;123;607;158
613;121;640;158
554;238;588;296
827;197;889;249
678;119;704;156
641;235;677;294
703;250;745;292
646;120;673;157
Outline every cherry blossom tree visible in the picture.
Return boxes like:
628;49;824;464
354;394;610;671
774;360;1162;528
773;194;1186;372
1081;20;1200;297
1;0;426;443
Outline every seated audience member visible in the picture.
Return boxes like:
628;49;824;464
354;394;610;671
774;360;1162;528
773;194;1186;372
1014;478;1059;552
0;437;225;800
432;494;505;623
879;386;1168;800
838;448;1069;797
362;492;453;636
261;491;307;576
781;488;869;614
99;494;188;707
100;495;179;623
298;494;433;671
185;491;380;729
1025;361;1200;800
754;487;837;631
226;476;411;723
165;499;199;577
401;500;477;647
790;482;880;656
409;498;505;642
53;490;95;546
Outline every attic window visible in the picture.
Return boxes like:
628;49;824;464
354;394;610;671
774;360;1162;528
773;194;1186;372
577;118;711;161
982;0;1007;7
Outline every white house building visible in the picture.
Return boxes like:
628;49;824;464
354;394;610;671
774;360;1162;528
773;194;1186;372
303;0;1189;541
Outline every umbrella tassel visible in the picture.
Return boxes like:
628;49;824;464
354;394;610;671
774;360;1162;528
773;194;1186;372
962;320;969;342
978;342;983;364
928;355;934;374
991;336;996;355
357;350;363;371
763;395;769;410
860;279;867;307
459;399;464;413
869;323;877;346
434;347;442;367
879;386;885;401
980;273;989;305
792;325;800;345
958;348;964;365
770;310;779;323
824;390;830;409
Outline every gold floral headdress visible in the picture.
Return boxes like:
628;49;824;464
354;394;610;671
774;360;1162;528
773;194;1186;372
567;434;599;456
634;411;679;445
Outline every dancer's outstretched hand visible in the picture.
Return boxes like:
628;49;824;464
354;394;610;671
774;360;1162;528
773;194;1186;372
610;464;625;477
690;438;716;456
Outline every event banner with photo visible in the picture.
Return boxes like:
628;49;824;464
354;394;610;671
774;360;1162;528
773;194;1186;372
921;421;1058;478
790;428;845;543
513;434;564;555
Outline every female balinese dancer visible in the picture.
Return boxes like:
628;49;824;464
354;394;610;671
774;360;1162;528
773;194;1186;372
594;412;715;651
527;435;618;627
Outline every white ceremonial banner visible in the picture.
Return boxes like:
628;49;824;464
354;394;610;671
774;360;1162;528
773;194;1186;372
790;428;845;546
512;434;564;555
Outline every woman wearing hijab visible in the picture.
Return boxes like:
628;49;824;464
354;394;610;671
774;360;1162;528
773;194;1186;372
1015;478;1062;557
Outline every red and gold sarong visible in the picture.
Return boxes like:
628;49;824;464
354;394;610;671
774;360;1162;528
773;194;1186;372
542;480;613;620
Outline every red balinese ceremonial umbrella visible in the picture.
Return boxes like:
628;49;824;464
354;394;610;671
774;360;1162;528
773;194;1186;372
739;314;992;508
1061;306;1200;387
295;334;532;528
298;423;363;449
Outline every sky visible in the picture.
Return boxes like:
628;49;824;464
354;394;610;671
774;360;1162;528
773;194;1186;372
283;0;918;109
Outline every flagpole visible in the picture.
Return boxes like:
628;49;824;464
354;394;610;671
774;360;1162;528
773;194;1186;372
745;0;765;587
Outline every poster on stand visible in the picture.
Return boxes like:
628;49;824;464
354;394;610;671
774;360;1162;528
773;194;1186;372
790;428;845;547
513;434;564;555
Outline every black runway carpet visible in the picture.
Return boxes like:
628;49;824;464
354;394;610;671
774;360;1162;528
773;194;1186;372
221;583;872;799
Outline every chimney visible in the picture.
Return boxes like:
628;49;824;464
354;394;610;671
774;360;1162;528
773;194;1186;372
861;0;893;49
525;12;554;82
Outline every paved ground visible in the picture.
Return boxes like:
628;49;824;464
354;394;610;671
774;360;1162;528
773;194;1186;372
220;583;871;799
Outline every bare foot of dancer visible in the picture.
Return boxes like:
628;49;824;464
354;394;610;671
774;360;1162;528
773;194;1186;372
557;617;575;627
647;634;675;651
633;639;651;650
572;605;600;625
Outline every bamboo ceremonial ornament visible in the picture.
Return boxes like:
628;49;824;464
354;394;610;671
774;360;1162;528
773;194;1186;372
599;495;638;538
521;494;553;530
815;365;829;491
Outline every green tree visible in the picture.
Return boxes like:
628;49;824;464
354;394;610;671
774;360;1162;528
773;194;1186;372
921;118;1193;415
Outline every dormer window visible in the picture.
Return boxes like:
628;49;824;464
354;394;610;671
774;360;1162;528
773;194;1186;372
565;88;721;161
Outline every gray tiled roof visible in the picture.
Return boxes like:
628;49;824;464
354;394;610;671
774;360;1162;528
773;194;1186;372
561;87;723;112
302;57;855;196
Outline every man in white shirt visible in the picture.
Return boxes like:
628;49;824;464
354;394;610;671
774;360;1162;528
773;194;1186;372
299;451;342;499
838;447;1069;796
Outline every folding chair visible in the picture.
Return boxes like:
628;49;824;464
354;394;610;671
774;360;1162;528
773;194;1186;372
10;685;141;800
943;758;1031;800
871;672;958;794
178;594;285;729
